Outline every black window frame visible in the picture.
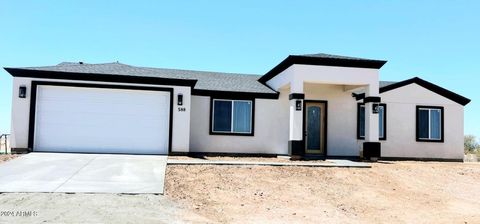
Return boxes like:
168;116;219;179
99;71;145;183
209;97;255;136
416;105;444;142
357;103;387;141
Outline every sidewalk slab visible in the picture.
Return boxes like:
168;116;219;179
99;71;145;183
167;159;370;168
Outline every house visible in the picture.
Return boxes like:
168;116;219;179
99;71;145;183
4;53;471;161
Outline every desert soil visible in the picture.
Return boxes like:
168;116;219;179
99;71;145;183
0;193;209;224
1;155;479;224
0;154;18;163
165;161;480;224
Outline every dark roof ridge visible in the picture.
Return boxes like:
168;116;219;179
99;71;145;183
134;65;260;77
299;53;382;61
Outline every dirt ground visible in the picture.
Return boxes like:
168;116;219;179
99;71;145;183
1;154;479;223
165;161;480;224
0;154;18;163
0;193;209;224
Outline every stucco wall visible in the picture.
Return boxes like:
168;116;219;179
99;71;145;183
304;84;360;156
379;83;464;159
10;77;191;152
10;77;466;159
189;94;289;154
189;84;361;156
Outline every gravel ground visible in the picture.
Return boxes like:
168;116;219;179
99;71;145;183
165;161;480;224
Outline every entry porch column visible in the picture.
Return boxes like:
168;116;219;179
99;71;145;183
288;80;304;157
363;83;381;160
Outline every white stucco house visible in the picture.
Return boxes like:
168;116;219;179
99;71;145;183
4;53;471;161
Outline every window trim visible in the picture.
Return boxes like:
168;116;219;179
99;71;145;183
416;105;444;142
209;97;255;136
357;103;387;141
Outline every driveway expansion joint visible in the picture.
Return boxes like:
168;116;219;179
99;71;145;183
52;155;97;192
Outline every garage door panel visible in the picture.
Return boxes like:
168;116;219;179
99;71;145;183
33;85;170;154
37;92;168;116
35;112;167;129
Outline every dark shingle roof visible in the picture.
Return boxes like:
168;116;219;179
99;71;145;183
6;61;408;99
380;81;397;88
15;62;276;94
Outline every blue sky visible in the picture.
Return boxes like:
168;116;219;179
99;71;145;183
0;1;478;136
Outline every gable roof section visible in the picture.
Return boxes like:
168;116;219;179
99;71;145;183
4;62;279;99
258;53;388;84
355;77;471;106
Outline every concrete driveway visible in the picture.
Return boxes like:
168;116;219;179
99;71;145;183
0;153;167;194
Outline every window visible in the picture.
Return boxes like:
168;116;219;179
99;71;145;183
416;106;443;142
357;103;386;140
211;99;253;135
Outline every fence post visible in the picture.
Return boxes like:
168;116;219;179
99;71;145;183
0;134;8;154
0;134;3;153
5;134;7;154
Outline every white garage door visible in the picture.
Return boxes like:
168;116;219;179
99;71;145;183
33;85;171;154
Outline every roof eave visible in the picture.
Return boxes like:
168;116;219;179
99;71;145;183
192;89;279;99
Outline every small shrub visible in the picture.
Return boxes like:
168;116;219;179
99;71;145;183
464;135;480;154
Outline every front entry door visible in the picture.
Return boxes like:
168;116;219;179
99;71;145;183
305;102;327;154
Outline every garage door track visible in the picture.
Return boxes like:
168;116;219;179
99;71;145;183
0;153;167;194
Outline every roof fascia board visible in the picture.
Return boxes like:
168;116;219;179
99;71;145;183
192;89;279;99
